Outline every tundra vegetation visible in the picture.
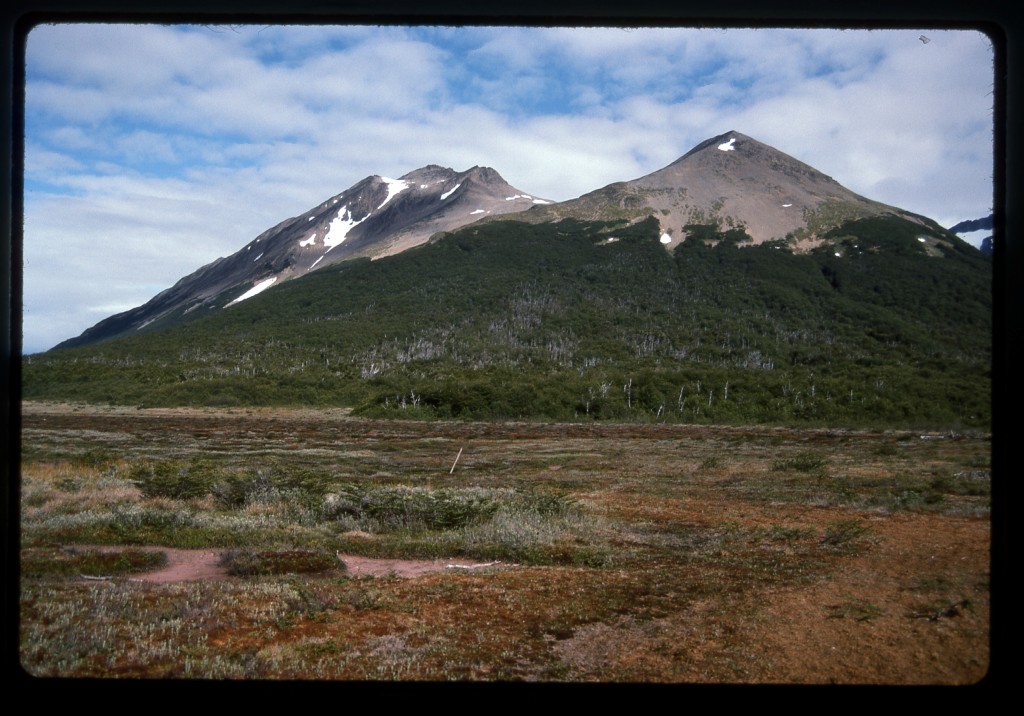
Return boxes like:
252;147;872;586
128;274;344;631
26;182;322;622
19;404;990;682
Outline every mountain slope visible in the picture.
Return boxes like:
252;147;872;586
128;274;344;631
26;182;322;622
54;164;550;349
506;131;939;250
25;214;991;429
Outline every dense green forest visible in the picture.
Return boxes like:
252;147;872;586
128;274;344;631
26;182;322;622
22;215;991;428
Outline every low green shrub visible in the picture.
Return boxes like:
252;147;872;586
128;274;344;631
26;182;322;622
325;484;505;531
218;548;343;577
128;461;216;500
20;547;167;578
771;451;829;473
820;519;869;550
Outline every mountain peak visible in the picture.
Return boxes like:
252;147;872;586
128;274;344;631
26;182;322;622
677;130;749;159
660;131;835;185
400;165;457;183
514;130;930;248
628;131;924;244
53;161;548;349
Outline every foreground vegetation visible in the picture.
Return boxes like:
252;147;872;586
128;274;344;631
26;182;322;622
23;215;991;428
19;403;990;682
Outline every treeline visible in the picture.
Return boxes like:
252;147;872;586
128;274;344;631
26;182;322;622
23;216;991;429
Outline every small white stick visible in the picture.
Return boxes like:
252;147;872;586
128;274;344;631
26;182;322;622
446;561;500;570
449;447;464;474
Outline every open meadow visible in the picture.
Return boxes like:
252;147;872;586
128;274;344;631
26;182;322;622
18;401;991;683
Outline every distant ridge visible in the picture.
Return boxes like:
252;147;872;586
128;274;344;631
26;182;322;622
948;214;994;255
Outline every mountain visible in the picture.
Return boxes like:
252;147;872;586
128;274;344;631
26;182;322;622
949;214;994;255
24;212;990;428
54;165;550;349
503;131;942;250
27;131;990;429
56;130;956;353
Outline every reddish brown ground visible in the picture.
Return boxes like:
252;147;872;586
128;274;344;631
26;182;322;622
21;402;994;684
744;513;989;684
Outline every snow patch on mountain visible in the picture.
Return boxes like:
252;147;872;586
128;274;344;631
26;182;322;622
228;276;277;306
299;235;316;247
324;207;365;251
718;137;737;151
440;183;462;200
378;178;410;210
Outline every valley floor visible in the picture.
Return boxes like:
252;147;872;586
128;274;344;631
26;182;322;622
17;402;993;685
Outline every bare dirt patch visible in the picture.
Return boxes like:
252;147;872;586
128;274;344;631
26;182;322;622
68;545;231;583
551;511;990;684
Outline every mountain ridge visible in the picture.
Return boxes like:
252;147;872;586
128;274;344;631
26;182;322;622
52;131;979;352
54;163;551;350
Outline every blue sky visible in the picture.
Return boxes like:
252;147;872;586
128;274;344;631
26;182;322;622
21;23;996;354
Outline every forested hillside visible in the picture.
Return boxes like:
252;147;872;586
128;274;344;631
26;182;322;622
23;216;991;428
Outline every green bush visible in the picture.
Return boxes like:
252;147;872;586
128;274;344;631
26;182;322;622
128;461;216;500
772;451;829;473
219;548;342;576
325;484;506;531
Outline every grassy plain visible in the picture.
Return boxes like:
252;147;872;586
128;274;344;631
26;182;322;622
18;401;991;683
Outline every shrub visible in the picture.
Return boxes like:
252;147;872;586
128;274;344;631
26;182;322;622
20;547;168;578
324;484;506;531
219;548;342;577
772;451;829;473
820;519;869;550
128;461;216;500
